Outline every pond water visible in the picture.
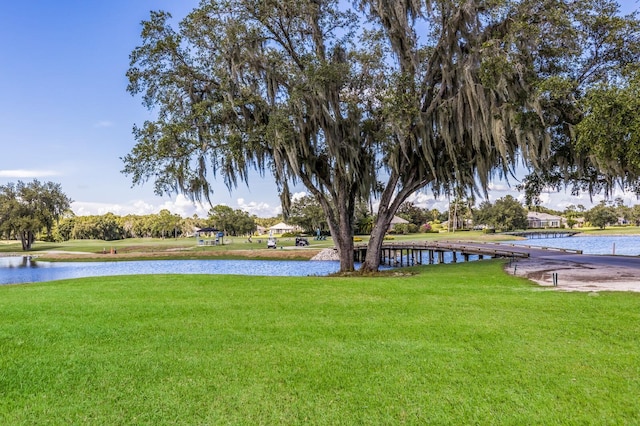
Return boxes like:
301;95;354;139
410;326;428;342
2;235;637;285
0;258;347;286
510;235;640;256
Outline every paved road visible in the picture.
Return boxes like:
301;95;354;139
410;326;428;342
538;253;640;270
452;241;640;271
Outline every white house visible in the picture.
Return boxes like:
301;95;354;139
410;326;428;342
527;212;563;228
268;222;300;234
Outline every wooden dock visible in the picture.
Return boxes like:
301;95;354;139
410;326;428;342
355;241;532;267
501;230;581;239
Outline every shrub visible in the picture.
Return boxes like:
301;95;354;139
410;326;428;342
420;223;439;233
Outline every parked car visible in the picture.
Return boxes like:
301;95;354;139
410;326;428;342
295;237;309;246
267;237;277;249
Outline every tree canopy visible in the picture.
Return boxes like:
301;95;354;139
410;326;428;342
208;205;256;236
286;195;328;234
585;201;619;229
473;195;528;231
124;0;640;272
0;180;72;250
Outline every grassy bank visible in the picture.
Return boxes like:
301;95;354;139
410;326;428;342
1;261;638;424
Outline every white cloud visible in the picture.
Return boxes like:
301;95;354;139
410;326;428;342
0;169;61;179
237;198;281;217
487;182;513;192
292;191;308;201
157;194;210;217
72;194;208;217
71;194;281;218
405;192;449;211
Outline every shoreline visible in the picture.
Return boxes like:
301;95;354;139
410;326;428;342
505;257;640;293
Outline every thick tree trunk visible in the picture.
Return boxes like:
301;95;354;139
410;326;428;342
327;204;355;273
334;229;355;272
360;206;396;272
359;169;427;272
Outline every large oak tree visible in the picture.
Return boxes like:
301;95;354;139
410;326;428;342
124;0;640;272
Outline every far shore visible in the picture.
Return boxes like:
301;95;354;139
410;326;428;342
2;227;639;264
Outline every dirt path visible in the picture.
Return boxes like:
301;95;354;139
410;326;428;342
505;256;640;292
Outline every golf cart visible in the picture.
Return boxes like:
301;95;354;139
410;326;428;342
267;237;277;249
295;237;309;246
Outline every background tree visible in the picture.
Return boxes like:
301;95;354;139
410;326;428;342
207;205;235;235
472;201;497;230
446;197;473;232
94;213;126;241
354;201;374;235
208;205;255;236
231;210;257;236
585;201;618;229
154;209;182;238
0;180;72;250
473;196;527;232
630;204;640;226
54;214;76;241
493;196;528;231
612;197;632;224
563;205;581;229
179;215;207;237
287;195;328;234
396;202;430;228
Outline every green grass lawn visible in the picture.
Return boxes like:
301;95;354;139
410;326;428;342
1;261;638;424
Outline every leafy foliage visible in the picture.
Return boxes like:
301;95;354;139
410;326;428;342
208;205;256;236
576;69;640;179
286;195;328;233
585;201;619;229
518;4;640;205
0;180;72;250
473;195;528;231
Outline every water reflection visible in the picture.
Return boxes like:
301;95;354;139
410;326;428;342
512;235;640;256
0;257;351;285
1;256;41;269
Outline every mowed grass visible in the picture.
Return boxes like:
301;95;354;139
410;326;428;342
1;261;639;424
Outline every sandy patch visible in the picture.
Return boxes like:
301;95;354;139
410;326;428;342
505;258;640;292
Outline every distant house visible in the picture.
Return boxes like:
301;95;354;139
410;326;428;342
255;225;267;235
389;215;409;231
527;212;563;229
268;222;300;234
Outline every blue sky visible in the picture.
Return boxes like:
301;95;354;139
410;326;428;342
1;1;638;218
